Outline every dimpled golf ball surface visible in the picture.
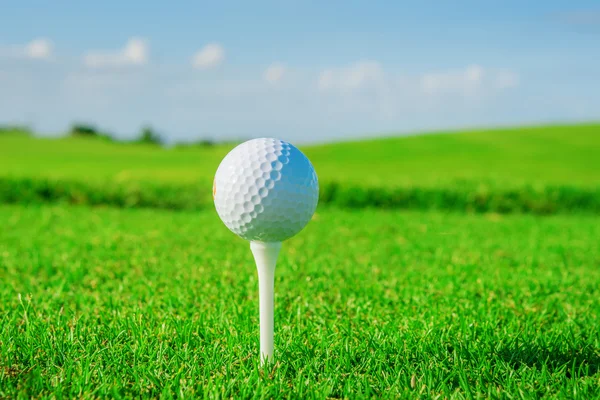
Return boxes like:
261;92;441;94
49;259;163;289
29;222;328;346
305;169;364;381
214;138;319;242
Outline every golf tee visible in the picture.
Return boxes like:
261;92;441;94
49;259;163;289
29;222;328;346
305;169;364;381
250;241;282;366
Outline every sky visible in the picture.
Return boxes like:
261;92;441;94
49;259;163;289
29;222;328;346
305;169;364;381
0;0;599;144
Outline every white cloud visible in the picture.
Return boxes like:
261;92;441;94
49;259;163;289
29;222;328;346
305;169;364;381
83;37;149;68
0;51;535;144
421;64;485;94
317;70;334;90
264;63;286;85
313;62;520;122
0;38;54;60
318;61;384;91
24;38;53;60
465;64;484;83
192;43;224;69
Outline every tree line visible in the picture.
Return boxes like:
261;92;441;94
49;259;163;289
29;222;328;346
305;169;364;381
0;123;218;148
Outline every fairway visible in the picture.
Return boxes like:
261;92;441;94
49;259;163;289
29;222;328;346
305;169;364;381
1;123;599;398
2;124;600;215
1;205;599;398
1;124;599;187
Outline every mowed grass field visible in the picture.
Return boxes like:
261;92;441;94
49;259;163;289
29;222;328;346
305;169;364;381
1;123;599;187
1;123;599;398
1;205;599;398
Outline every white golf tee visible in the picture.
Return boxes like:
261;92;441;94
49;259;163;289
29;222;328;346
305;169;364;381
250;241;282;366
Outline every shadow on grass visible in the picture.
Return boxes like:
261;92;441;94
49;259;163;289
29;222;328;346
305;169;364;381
496;343;600;378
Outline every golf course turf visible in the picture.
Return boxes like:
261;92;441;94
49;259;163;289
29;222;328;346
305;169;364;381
0;123;599;398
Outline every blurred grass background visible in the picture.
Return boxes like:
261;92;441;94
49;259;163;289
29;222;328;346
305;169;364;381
1;123;599;213
2;123;599;186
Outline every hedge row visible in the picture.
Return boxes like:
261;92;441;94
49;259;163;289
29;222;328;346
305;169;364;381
320;183;600;214
1;177;599;214
0;177;205;210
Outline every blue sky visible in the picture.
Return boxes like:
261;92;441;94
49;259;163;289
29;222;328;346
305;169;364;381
1;1;599;143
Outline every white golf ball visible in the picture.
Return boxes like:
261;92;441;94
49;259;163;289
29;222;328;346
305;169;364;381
213;138;319;242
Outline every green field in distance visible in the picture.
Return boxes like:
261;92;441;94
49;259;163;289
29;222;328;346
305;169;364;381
1;123;598;188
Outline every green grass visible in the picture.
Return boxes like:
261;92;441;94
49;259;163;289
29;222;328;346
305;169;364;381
1;123;599;397
1;204;599;399
309;123;600;188
2;123;599;214
2;176;599;214
1;123;599;187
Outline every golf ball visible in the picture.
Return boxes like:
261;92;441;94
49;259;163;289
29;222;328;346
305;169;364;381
213;138;319;242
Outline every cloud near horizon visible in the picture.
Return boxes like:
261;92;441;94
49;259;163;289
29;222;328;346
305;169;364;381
0;38;54;60
263;63;286;85
24;38;54;60
83;38;149;68
192;43;225;69
318;61;385;91
318;62;518;97
2;37;597;144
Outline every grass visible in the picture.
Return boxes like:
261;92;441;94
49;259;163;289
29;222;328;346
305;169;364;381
2;176;599;214
1;204;599;398
1;123;599;188
1;123;599;214
1;123;599;398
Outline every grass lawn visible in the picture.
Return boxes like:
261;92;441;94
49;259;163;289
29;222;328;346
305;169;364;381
1;204;598;398
1;123;599;188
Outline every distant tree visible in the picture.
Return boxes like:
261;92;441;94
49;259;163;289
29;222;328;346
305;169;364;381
0;125;32;135
197;138;215;147
172;137;218;149
137;125;163;145
70;123;99;137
